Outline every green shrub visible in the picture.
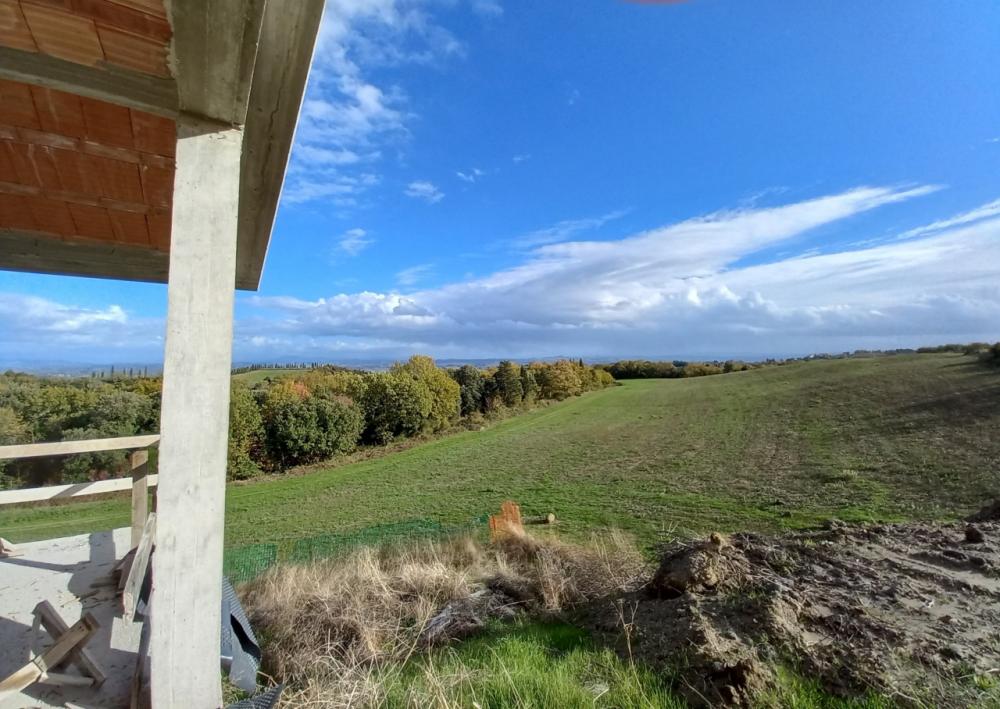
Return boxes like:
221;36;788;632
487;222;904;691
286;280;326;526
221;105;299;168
228;382;264;480
0;407;27;484
520;364;540;403
261;381;364;468
535;360;583;400
297;369;366;401
450;365;486;416
361;371;434;444
391;356;460;433
492;360;524;407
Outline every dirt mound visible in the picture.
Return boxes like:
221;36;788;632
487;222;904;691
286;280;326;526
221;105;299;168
967;499;1000;522
581;521;1000;707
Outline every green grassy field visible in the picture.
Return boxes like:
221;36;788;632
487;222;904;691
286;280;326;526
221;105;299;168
231;368;300;385
3;353;997;548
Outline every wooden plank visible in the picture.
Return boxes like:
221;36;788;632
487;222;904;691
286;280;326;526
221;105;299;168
37;671;95;687
0;434;160;460
150;116;241;709
130;449;150;548
0;663;42;700
130;617;151;709
33;612;99;672
0;45;177;119
0;229;170;284
122;512;155;620
0;474;158;506
236;0;324;290
33;600;106;686
0;613;98;700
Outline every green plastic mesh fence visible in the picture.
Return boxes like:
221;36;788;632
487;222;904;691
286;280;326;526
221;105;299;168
223;543;278;585
223;515;489;585
288;519;446;563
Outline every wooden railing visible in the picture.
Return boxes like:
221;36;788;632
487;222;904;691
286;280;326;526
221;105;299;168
0;434;160;548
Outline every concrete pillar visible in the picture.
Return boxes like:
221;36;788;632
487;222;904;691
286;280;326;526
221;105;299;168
150;117;242;708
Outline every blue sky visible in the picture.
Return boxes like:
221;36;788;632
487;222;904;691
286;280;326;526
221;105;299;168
3;0;1000;365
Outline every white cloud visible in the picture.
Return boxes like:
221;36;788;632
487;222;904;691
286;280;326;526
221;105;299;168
896;198;1000;241
9;186;1000;364
283;0;467;206
0;294;162;361
471;0;502;17
512;153;531;163
284;173;380;206
338;227;374;256
456;167;486;183
511;208;630;249
404;180;444;203
229;184;1000;360
396;264;434;286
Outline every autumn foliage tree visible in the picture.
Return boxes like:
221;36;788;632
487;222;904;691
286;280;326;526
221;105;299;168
0;354;615;485
361;370;433;444
260;380;364;468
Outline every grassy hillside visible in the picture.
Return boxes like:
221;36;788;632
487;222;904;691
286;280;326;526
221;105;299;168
3;353;997;547
231;368;300;385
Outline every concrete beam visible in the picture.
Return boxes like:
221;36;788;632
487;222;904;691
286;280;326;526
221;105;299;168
0;46;178;119
168;0;266;126
236;0;325;290
150;117;242;708
0;231;169;283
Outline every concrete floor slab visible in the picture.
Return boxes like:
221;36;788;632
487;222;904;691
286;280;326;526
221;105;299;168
0;528;142;708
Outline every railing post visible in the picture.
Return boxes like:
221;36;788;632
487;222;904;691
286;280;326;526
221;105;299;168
129;449;149;549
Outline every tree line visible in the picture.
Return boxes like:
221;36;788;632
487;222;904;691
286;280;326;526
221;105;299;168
597;359;757;379
0;357;614;488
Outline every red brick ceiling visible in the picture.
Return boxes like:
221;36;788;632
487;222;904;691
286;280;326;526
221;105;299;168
0;78;175;250
0;0;171;76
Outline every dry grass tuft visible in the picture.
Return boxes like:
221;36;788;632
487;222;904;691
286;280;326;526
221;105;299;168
240;531;645;706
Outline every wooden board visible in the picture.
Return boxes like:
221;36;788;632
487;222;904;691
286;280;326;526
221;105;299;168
0;434;160;460
0;612;98;700
33;600;106;685
122;512;155;620
0;473;158;506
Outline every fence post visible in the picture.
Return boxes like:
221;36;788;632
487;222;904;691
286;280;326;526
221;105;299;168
129;449;149;549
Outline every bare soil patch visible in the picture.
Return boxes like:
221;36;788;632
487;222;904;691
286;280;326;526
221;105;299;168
581;504;1000;707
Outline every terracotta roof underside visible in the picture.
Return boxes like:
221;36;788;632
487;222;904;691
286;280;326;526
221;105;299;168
0;0;175;264
0;0;325;289
0;77;175;251
0;0;170;76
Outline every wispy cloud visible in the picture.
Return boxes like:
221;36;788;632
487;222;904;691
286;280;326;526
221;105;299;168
284;173;379;206
405;180;445;203
896;197;1000;241
338;228;374;256
240;185;996;359
471;0;503;17
512;153;531;163
396;264;434;286
283;1;468;206
456;168;486;183
511;209;631;249
11;186;996;363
